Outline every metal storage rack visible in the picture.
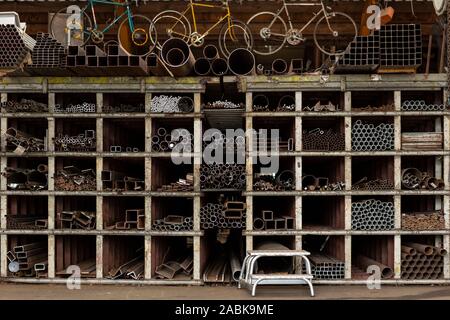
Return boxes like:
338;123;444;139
0;73;448;284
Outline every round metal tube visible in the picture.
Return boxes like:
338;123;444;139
178;96;194;113
203;44;219;60
37;164;48;173
160;38;195;76
211;58;228;76
252;94;269;108
253;218;265;230
227;48;255;76
272;58;288;74
278;95;295;109
194;57;211;76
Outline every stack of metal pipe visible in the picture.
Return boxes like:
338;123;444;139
6;216;47;230
401;243;446;280
55;166;96;191
302;128;345;151
58;211;96;230
401;168;445;190
152;215;193;231
402;211;445;230
200;201;246;229
0;24;30;69
29;33;66;68
108;255;144;280
1;99;48;112
302;175;345;191
253;210;294;231
352;177;394;190
54;130;96;152
157;173;193;192
54;102;96;113
151;127;193;152
402;100;446;111
4;127;45;153
150;95;193;113
401;132;443;150
101;170;145;191
308;254;345;280
352;120;394;151
106;209;145;230
351;199;394;230
2;165;47;190
200;164;246;189
7;242;47;277
203;100;243;109
253;171;295;191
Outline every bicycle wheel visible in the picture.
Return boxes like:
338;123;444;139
50;6;92;47
151;10;191;50
118;14;156;56
313;12;357;56
246;12;287;56
219;19;253;58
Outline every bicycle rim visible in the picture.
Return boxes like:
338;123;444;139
151;10;191;50
219;19;253;58
50;7;92;47
246;12;287;56
118;14;156;56
313;12;357;56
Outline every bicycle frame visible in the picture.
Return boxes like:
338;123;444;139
171;0;236;42
269;0;335;35
84;0;135;34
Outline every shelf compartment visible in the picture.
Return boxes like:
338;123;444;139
152;197;193;231
103;196;144;231
152;236;193;280
55;235;96;278
302;196;345;231
103;235;144;280
56;196;96;230
6;196;48;230
352;156;394;190
253;196;295;231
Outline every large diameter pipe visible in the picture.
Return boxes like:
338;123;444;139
356;255;394;279
272;58;288;74
203;44;219;60
211;58;228;76
161;38;195;77
227;48;255;76
230;250;242;282
194;57;211;76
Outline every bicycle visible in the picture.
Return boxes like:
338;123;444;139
150;0;253;57
50;0;156;56
246;0;357;56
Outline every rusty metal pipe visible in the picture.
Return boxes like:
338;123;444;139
161;38;195;77
404;242;434;256
211;58;228;76
194;57;211;76
356;255;394;279
272;58;287;74
227;48;255;76
203;44;219;60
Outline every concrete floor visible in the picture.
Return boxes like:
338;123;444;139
1;283;450;299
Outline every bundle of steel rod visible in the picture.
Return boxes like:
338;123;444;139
306;253;345;280
58;211;96;230
200;201;247;229
253;210;294;231
253;171;295;191
7;242;47;277
151;127;193;152
54;102;96;113
401;100;446;111
108;255;145;280
56;258;96;278
2;165;47;190
101;170;145;191
150;95;194;113
103;103;145;113
109;145;140;153
355;255;394;279
152;215;193;231
200;164;246;189
303;101;339;112
1;99;48;112
0;24;30;69
155;254;193;279
203;132;245;150
255;135;294;152
402;211;445;230
401;132;443;150
351;120;394;151
302;175;345;191
302;128;345;151
55;166;96;191
203;100;244;109
351;199;394;231
106;209;145;230
401;243;446;280
157;173;194;192
401;168;445;190
67;44;147;76
29;33;66;68
352;103;395;112
4;127;45;153
352;177;394;190
6;216;48;230
54;130;96;152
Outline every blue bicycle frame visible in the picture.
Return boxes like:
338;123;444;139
84;0;135;35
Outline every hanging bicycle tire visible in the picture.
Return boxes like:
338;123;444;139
118;14;157;56
246;11;287;56
150;10;191;50
219;19;253;58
